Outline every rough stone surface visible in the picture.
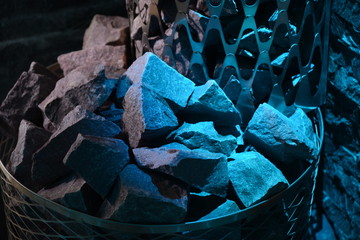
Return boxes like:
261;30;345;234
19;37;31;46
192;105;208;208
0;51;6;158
6;120;51;191
0;62;58;136
39;65;118;130
32;106;121;186
133;145;229;197
83;14;129;49
184;80;241;127
228;151;289;207
38;175;102;214
244;103;318;163
186;10;209;43
168;121;237;156
57;45;127;76
97;104;124;127
119;52;195;111
238;28;272;54
223;76;242;103
99;164;188;224
115;76;132;107
122;84;178;148
64;134;130;198
199;199;240;220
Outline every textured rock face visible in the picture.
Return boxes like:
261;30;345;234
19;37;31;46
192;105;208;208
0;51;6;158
7;120;51;191
64;134;130;198
199;199;240;220
244;103;317;163
39;65;118;129
133;145;229;197
99;164;188;224
122;84;178;148
0;62;58;136
83;14;129;49
57;45;127;76
168;121;237;156
228;151;289;207
223;76;242;103
32;106;121;186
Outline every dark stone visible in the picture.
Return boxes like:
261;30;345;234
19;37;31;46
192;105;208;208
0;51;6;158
183;80;242;127
271;52;289;69
64;134;130;198
161;142;191;150
6;120;51;191
82;14;129;49
115;76;132;107
243;103;318;163
57;45;127;76
186;10;209;42
32;106;121;186
196;0;238;16
167;121;237;156
251;69;274;106
119;52;195;111
97;104;124;127
39;65;118;130
223;75;242;103
99;164;188;224
199;199;240;220
238;27;272;54
122;84;178;148
228;151;289;207
133;145;229;197
0;62;58;136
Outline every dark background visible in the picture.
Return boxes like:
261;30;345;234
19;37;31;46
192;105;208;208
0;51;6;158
0;0;360;239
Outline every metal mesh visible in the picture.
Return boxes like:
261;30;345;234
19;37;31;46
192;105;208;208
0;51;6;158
0;110;323;240
127;0;330;124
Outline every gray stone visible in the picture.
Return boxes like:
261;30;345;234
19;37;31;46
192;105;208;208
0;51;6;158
38;175;102;214
64;134;130;198
228;151;289;207
0;62;58;136
133;145;229;197
39;65;118;130
99;164;188;224
7;120;51;191
57;45;127;76
199;199;240;220
167;121;237;156
122;84;178;148
83;14;129;49
184;80;242;127
32;106;121;186
118;52;195;111
243;103;318;163
223;75;242;102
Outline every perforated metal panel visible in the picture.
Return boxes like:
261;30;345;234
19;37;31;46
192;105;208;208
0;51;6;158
127;0;330;124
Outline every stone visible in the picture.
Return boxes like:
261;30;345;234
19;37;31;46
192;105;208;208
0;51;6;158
238;27;272;54
57;45;127;76
119;52;195;112
161;142;191;151
251;69;273;106
133;145;229;197
39;65;118;129
271;52;289;69
0;62;58;136
243;103;318;163
99;164;188;224
130;15;143;41
83;14;129;49
184;80;242;127
196;0;238;16
97;104;124;127
38;175;102;215
223;75;242;102
6;120;51;191
32;106;121;186
64;134;130;198
186;10;209;42
199;199;240;220
167;121;237;156
115;76;132;107
228;151;289;207
122;84;178;148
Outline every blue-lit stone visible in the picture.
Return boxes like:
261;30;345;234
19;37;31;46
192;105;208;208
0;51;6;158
167;121;237;156
97;104;124;128
228;151;289;207
223;75;242;102
199;199;240;220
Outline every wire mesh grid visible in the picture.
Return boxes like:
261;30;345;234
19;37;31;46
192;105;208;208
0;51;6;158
0;109;323;240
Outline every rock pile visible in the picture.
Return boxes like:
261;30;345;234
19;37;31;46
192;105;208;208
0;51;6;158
0;13;319;224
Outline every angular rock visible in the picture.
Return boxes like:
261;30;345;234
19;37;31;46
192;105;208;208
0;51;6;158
115;76;132;107
57;45;127;76
161;142;191;151
228;151;289;207
122;84;178;148
238;27;272;54
167;121;237;156
243;103;318;163
120;52;195;111
133;145;229;197
223;75;242;102
199;199;240;220
32;106;121;186
97;104;124;127
39;65;118;129
251;69;273;106
0;62;58;136
186;10;209;42
7;120;51;191
38;175;102;214
271;52;289;69
184;80;242;127
64;134;130;198
83;14;129;49
99;164;188;224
